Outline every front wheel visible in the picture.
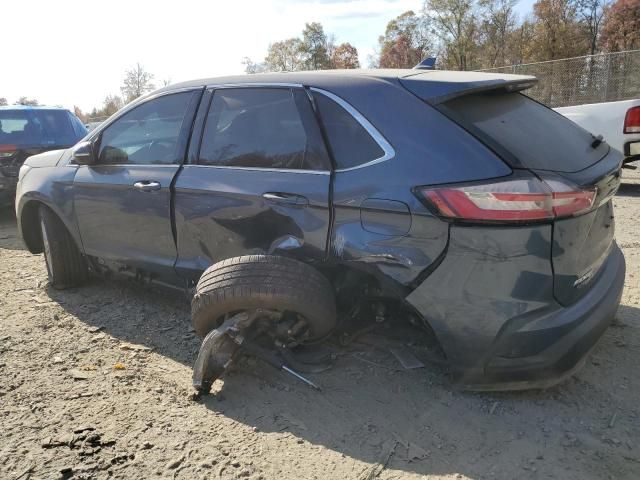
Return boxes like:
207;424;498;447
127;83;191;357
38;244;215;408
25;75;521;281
39;206;88;289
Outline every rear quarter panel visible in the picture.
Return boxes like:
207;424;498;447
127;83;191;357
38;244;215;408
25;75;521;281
326;77;513;289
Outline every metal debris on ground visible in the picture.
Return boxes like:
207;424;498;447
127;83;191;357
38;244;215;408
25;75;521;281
389;346;425;370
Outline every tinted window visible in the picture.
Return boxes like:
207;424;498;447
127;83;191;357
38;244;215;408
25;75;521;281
444;92;608;173
199;88;330;170
98;92;195;165
0;109;83;147
312;93;384;170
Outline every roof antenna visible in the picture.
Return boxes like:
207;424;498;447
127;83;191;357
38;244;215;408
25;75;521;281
413;57;436;70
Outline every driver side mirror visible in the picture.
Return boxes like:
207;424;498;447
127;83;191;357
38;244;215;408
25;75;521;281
72;141;97;165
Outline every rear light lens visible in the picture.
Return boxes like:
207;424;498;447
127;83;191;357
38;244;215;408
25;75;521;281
624;106;640;134
418;176;596;223
0;144;17;159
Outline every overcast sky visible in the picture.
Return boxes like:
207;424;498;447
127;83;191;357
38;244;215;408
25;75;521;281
2;0;535;112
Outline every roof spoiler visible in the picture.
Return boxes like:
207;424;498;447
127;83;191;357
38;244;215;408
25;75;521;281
413;57;437;70
400;71;538;105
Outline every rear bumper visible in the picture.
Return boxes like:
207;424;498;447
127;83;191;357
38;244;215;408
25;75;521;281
406;223;625;391
461;245;625;390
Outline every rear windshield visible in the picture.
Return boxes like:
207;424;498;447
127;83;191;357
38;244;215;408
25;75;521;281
0;109;83;147
443;92;607;173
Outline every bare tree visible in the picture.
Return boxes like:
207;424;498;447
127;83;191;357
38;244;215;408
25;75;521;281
425;0;479;70
478;0;518;67
15;97;39;106
0;97;7;106
578;0;612;54
242;57;268;74
121;63;155;103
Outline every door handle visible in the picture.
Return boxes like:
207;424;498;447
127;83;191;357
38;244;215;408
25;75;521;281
262;192;309;207
133;181;161;192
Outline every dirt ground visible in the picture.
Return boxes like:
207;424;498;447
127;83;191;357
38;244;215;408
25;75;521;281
1;174;640;480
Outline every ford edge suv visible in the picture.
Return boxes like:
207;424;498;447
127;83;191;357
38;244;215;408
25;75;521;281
15;70;625;390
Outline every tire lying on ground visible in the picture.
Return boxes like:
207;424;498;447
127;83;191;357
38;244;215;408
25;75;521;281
191;255;337;341
39;205;88;289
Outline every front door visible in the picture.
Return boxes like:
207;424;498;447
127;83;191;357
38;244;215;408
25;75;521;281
73;90;200;283
173;86;332;281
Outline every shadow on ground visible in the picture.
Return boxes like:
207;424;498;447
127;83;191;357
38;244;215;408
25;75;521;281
0;207;24;251
41;268;640;479
617;182;640;198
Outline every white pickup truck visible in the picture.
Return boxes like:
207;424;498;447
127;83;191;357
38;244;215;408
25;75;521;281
555;99;640;166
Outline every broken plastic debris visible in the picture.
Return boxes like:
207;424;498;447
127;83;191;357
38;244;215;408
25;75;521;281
119;342;151;352
389;347;425;370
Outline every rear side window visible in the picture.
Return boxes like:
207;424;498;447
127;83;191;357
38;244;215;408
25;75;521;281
0;109;83;147
199;88;330;170
312;92;384;170
443;93;607;173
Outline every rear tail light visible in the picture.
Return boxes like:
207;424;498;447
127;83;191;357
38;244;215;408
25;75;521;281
624;106;640;134
0;144;17;159
417;176;596;223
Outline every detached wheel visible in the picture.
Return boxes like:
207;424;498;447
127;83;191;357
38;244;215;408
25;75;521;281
191;255;336;342
39;205;88;289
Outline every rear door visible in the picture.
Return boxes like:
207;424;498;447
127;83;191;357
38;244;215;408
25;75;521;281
173;86;332;282
438;91;621;305
73;90;201;283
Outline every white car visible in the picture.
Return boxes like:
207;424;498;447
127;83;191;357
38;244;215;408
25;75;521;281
556;99;640;166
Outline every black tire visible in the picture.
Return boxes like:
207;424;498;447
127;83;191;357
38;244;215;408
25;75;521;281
39;205;88;289
191;255;336;341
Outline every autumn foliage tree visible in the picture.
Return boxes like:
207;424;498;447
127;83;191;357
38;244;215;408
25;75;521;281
377;11;431;68
250;22;360;73
601;0;640;51
265;38;305;71
330;43;360;69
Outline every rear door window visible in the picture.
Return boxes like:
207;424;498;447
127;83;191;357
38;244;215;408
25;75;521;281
199;88;330;170
312;92;385;170
443;92;608;173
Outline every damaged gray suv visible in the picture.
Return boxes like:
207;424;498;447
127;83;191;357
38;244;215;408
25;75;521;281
15;70;625;390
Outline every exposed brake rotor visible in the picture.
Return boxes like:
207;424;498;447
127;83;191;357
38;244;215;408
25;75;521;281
192;309;333;394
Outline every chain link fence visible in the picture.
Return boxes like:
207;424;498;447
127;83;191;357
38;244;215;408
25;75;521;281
479;50;640;108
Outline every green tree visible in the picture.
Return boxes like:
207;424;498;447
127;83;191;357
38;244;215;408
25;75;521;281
300;22;331;69
265;38;305;71
330;43;360;69
121;63;155;103
377;11;432;68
